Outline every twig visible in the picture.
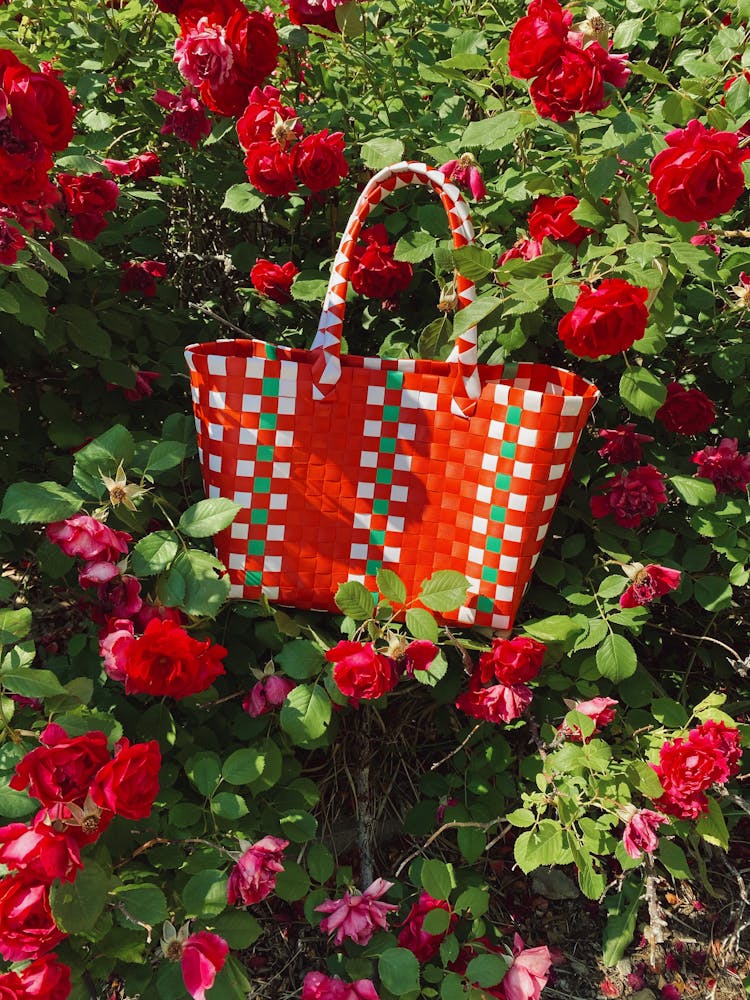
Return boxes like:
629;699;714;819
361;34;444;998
721;854;750;959
114;901;153;943
644;870;668;964
430;723;481;770
356;709;375;888
189;301;252;337
394;819;499;878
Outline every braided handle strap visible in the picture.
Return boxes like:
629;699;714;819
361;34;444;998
311;161;482;417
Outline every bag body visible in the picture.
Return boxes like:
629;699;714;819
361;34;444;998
186;162;599;629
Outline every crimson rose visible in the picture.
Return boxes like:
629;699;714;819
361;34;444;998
350;224;413;304
292;129;348;192
478;635;546;685
0;875;65;962
123;618;227;698
507;0;570;79
89;738;161;820
590;465;668;529
326;641;399;705
558;278;649;358
244;140;296;196
649;119;750;222
10;723;110;807
250;258;299;303
655;382;715;435
528;194;592;246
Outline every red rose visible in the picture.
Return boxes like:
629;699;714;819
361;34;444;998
57;172;119;216
46;514;131;562
326;641;399;705
122;369;161;402
558;278;649;358
0;818;82;882
397;892;456;962
649;119;750;223
620;564;681;608
123;618;227;698
508;0;571;80
244;140;296;196
284;0;352;32
497;236;544;266
0;149;53;206
154;86;212;147
696;719;742;778
292;129;348;192
651;726;732;820
89;738;161;820
227;835;288;906
478;635;546;685
528;194;592;246
529;40;606;123
250;258;299;303
72;212;108;240
0;875;65;962
3;64;75;152
597;424;653;464
10;724;111;807
177;0;244;30
692;437;750;494
590;465;668;529
17;954;72;1000
0;218;25;265
119;259;168;298
350;224;413;303
655;382;715;435
236;85;300;149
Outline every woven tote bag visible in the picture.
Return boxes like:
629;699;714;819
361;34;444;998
186;161;599;630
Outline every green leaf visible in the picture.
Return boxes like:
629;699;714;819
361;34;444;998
182;870;227;918
651;697;688;728
466;954;509;988
658;840;691;879
73;424;136;492
211;792;249;819
159;549;231;618
376;568;407;605
461;110;533;149
335;1;364;35
453;245;495;282
280;684;331;743
279;809;318;841
50;861;109;933
393;231;438;264
0;286;20;314
514;820;564;873
627;761;664;799
696;797;729;850
693;576;733;612
291;277;328;302
275;639;326;680
222;739;282;790
1;481;82;523
452;296;502;338
670;475;716;507
361;137;405;170
130;531;180;576
630;60;670;84
0;607;31;643
275;861;311;901
423;908;451;935
506;808;536;828
603;880;642;966
419;570;469;612
307;842;334;883
455;886;489;918
1;665;68;699
0;785;37;819
458;826;486;864
185;751;222;796
145;440;186;473
613;18;643;47
111;885;168;926
209;910;262;949
524;615;582;643
378;948;420;995
406;608;439;643
596;634;637;682
421;859;456;900
335;580;376;619
179;498;241;537
619;369;667;419
585;157;619;199
16;267;48;296
222;183;263;213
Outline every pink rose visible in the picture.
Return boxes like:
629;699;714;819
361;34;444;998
302;971;380;1000
227;836;288;906
691;438;750;494
561;696;618;742
46;514;131;563
174;17;234;88
154;87;212;147
622;809;668;859
99;617;135;683
181;931;229;1000
242;675;296;717
502;934;553;1000
123;369;161;402
316;878;398;946
441;156;486;200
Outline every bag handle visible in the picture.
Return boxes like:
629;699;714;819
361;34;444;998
310;161;481;417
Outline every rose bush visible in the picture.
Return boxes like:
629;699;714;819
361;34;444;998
0;0;749;998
